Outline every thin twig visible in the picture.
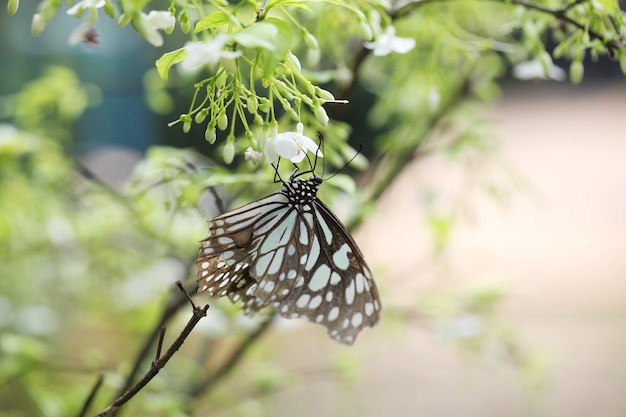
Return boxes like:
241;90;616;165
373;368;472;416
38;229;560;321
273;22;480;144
108;265;196;417
94;282;209;417
155;327;166;361
77;374;104;417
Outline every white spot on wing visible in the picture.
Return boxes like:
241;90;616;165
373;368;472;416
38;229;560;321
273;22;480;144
296;294;310;308
351;312;363;327
327;306;339;321
345;279;355;305
355;273;364;294
304;235;320;271
315;211;334;244
308;264;330;291
332;244;350;270
298;220;308;244
308;295;322;309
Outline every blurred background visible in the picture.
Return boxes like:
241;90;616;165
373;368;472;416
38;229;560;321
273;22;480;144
1;2;626;417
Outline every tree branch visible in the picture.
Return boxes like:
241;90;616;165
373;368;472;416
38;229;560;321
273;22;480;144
108;279;194;416
95;282;207;417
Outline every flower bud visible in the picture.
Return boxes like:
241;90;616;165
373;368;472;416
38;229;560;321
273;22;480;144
215;71;227;88
303;31;319;50
285;52;302;72
205;125;217;143
315;87;335;102
223;140;235;164
7;0;19;15
180;12;191;33
570;60;584;84
217;112;228;130
104;1;116;18
118;13;132;27
287;108;299;121
183;117;192;133
314;105;329;126
195;108;209;124
258;98;270;113
31;13;45;36
247;95;258;113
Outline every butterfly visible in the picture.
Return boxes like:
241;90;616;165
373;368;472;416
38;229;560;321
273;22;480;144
196;167;381;345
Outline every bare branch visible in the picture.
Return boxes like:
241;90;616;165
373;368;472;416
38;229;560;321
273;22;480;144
95;282;208;417
155;327;166;361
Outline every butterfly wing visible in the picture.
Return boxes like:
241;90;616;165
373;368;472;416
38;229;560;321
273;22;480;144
197;183;381;345
197;192;290;305
287;197;381;344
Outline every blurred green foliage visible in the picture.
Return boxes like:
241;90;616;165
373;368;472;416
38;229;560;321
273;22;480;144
1;0;625;416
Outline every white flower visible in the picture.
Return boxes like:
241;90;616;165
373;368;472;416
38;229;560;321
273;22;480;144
364;26;415;56
137;10;176;47
244;147;263;164
512;59;566;81
67;0;105;16
180;35;243;71
263;123;323;165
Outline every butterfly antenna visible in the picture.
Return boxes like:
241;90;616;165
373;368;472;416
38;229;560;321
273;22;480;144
317;133;325;175
324;144;363;181
272;157;285;184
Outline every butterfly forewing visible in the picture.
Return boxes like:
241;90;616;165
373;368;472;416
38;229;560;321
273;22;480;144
197;172;381;345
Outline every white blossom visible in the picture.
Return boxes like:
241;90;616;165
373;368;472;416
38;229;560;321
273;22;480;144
137;10;176;47
363;26;415;56
66;0;105;16
180;35;243;71
263;123;323;165
244;147;263;165
512;59;566;81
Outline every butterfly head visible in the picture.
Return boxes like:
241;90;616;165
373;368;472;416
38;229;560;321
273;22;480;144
280;172;323;211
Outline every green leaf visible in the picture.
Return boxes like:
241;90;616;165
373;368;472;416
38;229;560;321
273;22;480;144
257;18;293;77
155;49;187;80
232;22;279;51
591;0;619;13
194;12;242;32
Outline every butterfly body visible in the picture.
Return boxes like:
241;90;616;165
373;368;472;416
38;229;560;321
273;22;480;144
197;171;381;344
